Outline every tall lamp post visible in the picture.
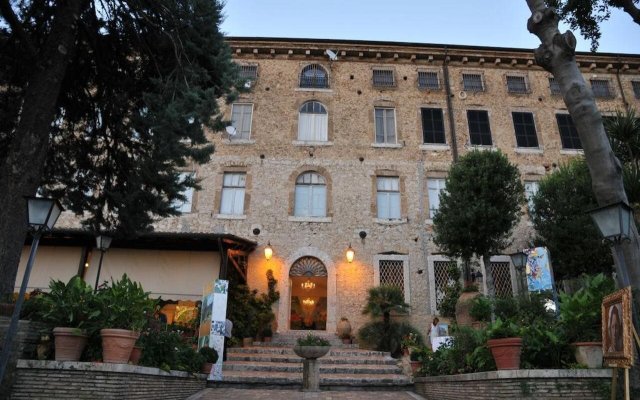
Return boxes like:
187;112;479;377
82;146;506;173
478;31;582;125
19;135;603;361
0;197;63;383
509;251;528;295
93;234;113;291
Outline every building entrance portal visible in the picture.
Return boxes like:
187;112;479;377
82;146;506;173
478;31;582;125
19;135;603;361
289;257;328;330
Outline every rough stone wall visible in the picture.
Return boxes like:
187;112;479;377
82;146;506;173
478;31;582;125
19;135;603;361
415;369;612;400
0;317;43;400
9;360;206;400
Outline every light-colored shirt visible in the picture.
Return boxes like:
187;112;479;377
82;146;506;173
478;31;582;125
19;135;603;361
224;319;233;338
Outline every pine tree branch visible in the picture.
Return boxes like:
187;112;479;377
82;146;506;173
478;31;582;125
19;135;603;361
0;0;37;59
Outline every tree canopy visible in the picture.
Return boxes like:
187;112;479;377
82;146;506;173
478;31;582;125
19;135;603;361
545;0;640;51
0;0;240;297
433;150;524;295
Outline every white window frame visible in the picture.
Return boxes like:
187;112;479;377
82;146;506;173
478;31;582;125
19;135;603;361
298;101;328;142
373;254;410;303
374;107;397;144
219;172;246;215
294;172;327;217
231;103;253;140
482;255;519;296
427;178;446;220
171;172;195;213
376;176;401;220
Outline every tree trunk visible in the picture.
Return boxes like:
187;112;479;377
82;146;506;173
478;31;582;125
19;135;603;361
0;0;84;299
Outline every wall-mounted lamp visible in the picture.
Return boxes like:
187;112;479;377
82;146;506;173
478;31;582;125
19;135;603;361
264;242;273;260
346;244;355;263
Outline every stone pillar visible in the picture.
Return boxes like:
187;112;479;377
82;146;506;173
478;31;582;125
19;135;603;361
301;358;320;392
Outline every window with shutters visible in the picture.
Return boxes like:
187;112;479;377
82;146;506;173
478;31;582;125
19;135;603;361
376;176;401;220
506;75;528;94
220;173;246;215
462;73;484;92
231;103;253;140
421;108;446;144
374;254;410;302
294;172;327;217
418;71;440;90
374;107;396;144
556;114;582;150
467;110;492;146
512;112;539;148
373;69;395;88
298;101;328;141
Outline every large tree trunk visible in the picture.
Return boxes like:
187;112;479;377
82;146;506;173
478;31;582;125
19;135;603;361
0;0;83;299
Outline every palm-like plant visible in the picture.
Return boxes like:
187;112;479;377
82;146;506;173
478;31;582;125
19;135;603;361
362;285;409;327
605;108;640;208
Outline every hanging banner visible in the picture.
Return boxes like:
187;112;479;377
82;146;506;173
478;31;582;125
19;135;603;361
198;279;228;381
524;247;553;292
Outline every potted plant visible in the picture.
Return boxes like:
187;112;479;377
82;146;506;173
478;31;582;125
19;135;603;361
199;346;219;374
293;333;331;359
469;295;492;329
37;276;95;361
486;318;522;370
559;273;615;368
409;346;428;375
95;274;154;363
337;317;352;339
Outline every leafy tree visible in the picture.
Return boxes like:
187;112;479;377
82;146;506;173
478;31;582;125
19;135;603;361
0;0;240;298
433;150;525;300
531;158;613;279
545;0;640;51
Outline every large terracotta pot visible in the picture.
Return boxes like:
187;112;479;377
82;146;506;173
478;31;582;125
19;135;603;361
53;327;88;361
410;360;422;375
201;362;213;374
487;337;522;370
455;291;481;327
573;342;603;368
129;345;142;365
101;328;139;363
293;345;331;359
337;318;352;338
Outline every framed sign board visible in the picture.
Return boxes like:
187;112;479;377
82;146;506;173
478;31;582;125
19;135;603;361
602;286;633;368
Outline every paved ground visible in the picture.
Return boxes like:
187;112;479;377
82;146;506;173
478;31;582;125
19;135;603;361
187;389;426;400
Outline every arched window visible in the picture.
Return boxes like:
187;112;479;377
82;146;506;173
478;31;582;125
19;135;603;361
294;172;327;217
298;101;328;141
299;64;328;88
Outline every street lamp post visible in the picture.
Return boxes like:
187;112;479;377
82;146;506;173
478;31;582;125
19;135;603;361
509;251;528;295
93;235;113;291
0;197;63;383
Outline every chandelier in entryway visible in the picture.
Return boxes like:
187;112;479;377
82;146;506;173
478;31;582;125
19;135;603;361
302;298;315;306
301;280;316;290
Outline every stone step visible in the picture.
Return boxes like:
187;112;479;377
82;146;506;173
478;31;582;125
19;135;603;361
223;361;402;375
229;346;389;357
252;341;359;348
226;353;398;365
214;370;412;387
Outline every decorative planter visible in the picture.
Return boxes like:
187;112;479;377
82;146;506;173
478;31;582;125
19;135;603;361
293;345;331;359
242;337;253;347
487;337;522;370
455;291;481;327
573;342;603;368
337;318;352;338
201;362;213;374
410;360;422;375
293;345;331;392
101;328;139;364
129;345;142;365
52;327;87;361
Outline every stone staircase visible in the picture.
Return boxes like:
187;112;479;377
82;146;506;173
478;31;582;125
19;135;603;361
209;332;412;390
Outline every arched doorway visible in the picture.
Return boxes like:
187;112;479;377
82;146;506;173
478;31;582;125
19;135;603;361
289;256;327;330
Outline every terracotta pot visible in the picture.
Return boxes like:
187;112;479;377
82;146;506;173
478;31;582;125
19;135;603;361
487;337;522;370
573;342;603;368
337;319;352;338
341;338;351;345
293;345;331;359
201;362;213;374
53;327;88;361
242;337;253;347
101;328;139;364
129;345;142;365
410;360;422;375
455;291;481;327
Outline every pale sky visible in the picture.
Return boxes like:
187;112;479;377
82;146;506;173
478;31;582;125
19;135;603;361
221;0;640;54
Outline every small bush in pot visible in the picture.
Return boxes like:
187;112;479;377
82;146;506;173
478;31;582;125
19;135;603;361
198;346;219;374
486;318;523;370
293;334;331;359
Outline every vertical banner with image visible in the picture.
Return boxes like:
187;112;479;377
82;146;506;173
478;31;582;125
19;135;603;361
197;279;228;381
524;247;553;292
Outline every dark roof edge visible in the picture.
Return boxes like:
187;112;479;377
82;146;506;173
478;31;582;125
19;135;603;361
225;36;640;59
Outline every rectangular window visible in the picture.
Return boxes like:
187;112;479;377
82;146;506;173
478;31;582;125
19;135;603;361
467;110;492;146
556;114;582;149
462;73;484;92
374;108;397;144
506;75;528;94
373;69;395;87
220;172;246;215
549;77;561;95
375;255;410;302
632;81;640;99
418;71;440;90
512;112;539;148
591;79;612;98
427;178;446;219
171;172;195;213
524;181;539;213
376;176;401;219
231;103;253;139
421;108;446;144
239;64;258;81
430;258;458;313
491;261;514;298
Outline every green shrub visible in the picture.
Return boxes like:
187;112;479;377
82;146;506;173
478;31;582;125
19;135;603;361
422;326;494;375
296;334;330;346
139;330;204;372
37;276;97;332
438;265;462;318
520;318;572;369
469;295;492;322
94;274;154;331
198;346;218;363
486;318;521;339
357;321;423;357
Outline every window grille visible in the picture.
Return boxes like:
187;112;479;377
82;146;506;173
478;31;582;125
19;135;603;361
379;259;405;295
633;81;640;99
490;262;513;298
418;71;440;90
590;79;612;98
421;108;446;144
556;114;582;150
506;76;528;94
512;112;538;148
300;64;329;88
548;77;561;95
433;260;457;311
467;110;492;146
373;69;395;87
239;65;258;81
462;73;484;92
